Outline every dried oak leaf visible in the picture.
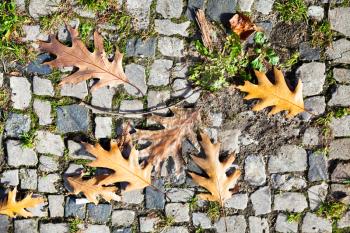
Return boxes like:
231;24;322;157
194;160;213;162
136;108;201;175
39;26;137;92
229;13;258;40
237;67;305;118
84;141;153;191
0;187;44;218
67;174;121;205
188;132;241;206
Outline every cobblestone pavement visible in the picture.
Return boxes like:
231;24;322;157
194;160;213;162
1;0;350;233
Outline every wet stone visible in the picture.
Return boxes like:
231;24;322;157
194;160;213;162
329;138;350;160
271;174;307;191
308;183;328;210
249;217;269;233
48;195;64;217
224;193;248;210
15;219;38;233
60;82;88;100
333;68;350;84
38;173;59;193
87;203;112;224
326;39;350;64
112;210;135;227
5;113;31;138
331;163;350;182
148;59;173;86
57;104;90;133
207;0;237;21
158;37;184;57
255;0;275;15
156;0;183;19
328;85;350;106
302;127;320;146
124;63;147;97
165;203;190;223
10;76;32;110
330;115;350;137
296;62;326;97
35;130;64;156
126;38;156;57
268;145;307;173
301;96;326;121
65;197;86;219
126;0;152;30
33;99;52;125
1;169;19;186
33;76;54;97
145;179;165;209
214;215;247;233
329;7;350;37
19;169;37;190
94;117;112;139
274;192;308;212
250;186;271;215
308;152;328;182
301;213;332;233
6;140;38;167
244;155;266;186
275;214;298;233
155;20;190;37
39;223;69;233
299;42;321;61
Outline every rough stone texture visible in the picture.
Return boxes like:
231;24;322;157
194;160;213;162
299;42;321;61
255;0;275;15
147;90;170;114
333;68;350;84
238;0;254;12
19;169;37;190
206;0;236;21
338;211;350;228
296;62;326;97
29;0;61;19
48;195;64;217
10;76;31;109
68;140;94;160
33;76;54;96
126;0;153;30
121;189;144;204
91;86;116;111
302;127;319;146
26;54;52;75
5;113;31;138
1;169;19;186
249;217;269;233
39;223;69;233
224;193;248;210
308;152;328;182
214;215;247;233
0;216;9;233
301;213;332;233
87;204;112;224
271;174;307;191
33;99;52;125
308;183;328;210
0;72;3;87
193;212;212;229
161;227;189;233
330;115;350;137
274;192;308;212
268;145;307;173
165;203;190;223
326;39;350;64
126;38;156;58
65;197;86;219
158;37;184;57
6;140;38;167
145;179;165;209
57;104;90;133
328;85;350;106
155;20;190;37
15;219;38;233
329;138;350;160
22;25;41;42
301;96;326;120
329;7;350;37
148;59;173;86
308;6;324;21
35;131;64;156
171;79;201;104
244;155;266;186
38;174;59;193
124;63;147;97
39;155;59;172
166;188;194;202
156;0;183;18
119;100;144;118
94;117;112;139
83;225;110;233
139;216;159;232
60;82;88;99
331;163;350;182
275;214;298;233
331;184;350;205
112;210;135;227
250;186;271;215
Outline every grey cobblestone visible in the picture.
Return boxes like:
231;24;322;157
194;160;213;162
19;168;37;190
250;186;271;215
274;192;308;212
10;76;31;110
6;140;38;167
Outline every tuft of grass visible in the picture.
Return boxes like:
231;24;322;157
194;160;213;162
274;0;308;23
79;21;94;43
188;196;199;211
287;212;303;223
311;20;333;48
19;130;36;148
207;201;220;222
156;215;175;231
316;201;348;221
77;0;118;12
195;226;205;233
0;88;10;106
69;218;82;233
280;52;300;69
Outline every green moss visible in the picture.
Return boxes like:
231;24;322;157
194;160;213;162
69;218;82;233
311;20;333;48
207;201;220;221
316;201;348;221
188;196;199;211
156;215;175;231
287;212;303;223
280;52;300;69
0;88;10;106
274;0;308;23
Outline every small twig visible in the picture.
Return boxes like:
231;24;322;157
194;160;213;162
195;9;214;51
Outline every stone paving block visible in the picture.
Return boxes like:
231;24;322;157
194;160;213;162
139;216;159;232
155;20;190;37
29;0;61;19
48;195;65;217
329;139;350;160
296;62;326;97
308;152;328;182
39;223;69;233
39;155;59;172
329;7;350;37
275;213;298;233
0;215;9;233
156;0;183;18
207;0;236;21
1;169;19;186
301;213;332;233
145;179;165;209
274;192;308;212
161;227;189;233
249;216;269;233
91;86;116;111
250;186;271;215
147;90;170;115
60;82;88;99
330;115;350;137
124;63;147;97
302;127;320;146
33;76;54;96
224;193;248;210
56;104;90;133
301;96;326;121
14;219;38;233
255;0;275;15
126;0;152;30
6;140;38;167
35;130;64;156
333;68;350;84
83;225;110;233
338;211;350;228
244;155;266;186
68;140;94;160
121;189;144;204
268;145;307;173
27;201;47;217
326;39;350;64
158;37;184;57
271;174;307;191
38;173;60;193
5;113;31;138
94;117;112;139
148;59;173;86
166;188;194;202
33;99;52;125
186;0;205;20
192;212;212;229
65;197;86;219
308;183;328;210
87;203;112;224
331;184;350;205
126;38;156;58
19;168;37;190
214;215;247;233
238;0;254;12
165;203;190;223
308;6;324;21
299;42;321;61
112;210;135;227
328;85;350;106
10;76;32;109
331;163;350;182
119;100;144;118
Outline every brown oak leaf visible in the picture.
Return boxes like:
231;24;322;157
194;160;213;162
229;13;258;40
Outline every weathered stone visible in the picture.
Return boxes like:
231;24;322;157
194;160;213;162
1;169;19;186
5;113;31;138
250;186;271;215
238;0;254;12
124;63;147;97
326;39;350;64
214;215;246;233
27;201;47;217
338;211;350;228
218;129;241;153
68;140;94;160
172;63;188;78
249;217;269;233
29;0;61;19
87;203;112;224
330;115;350;137
126;38;156;57
301;213;332;233
148;59;173;86
38;173;59;193
255;0;275;15
161;227;189;233
171;79;200;104
244;155;266;186
26;54;52;75
331;184;350;204
329;7;350;37
145;179;165;209
296;62;326;97
156;0;183;18
186;0;205;20
33;99;52;125
301;96;326;121
10;76;31;109
64;163;84;176
19;169;37;190
65;197;86;219
275;214;298;233
48;195;64;217
57;104;90;133
302;127;320;146
207;0;236;21
333;68;350;84
33;76;54;96
39;223;69;233
35;130;64;156
299;42;321;61
112;210;135;227
126;0;152;30
328;85;350;106
308;6;324;21
271;174;307;191
208;112;223;127
83;225;110;233
119;100;144;118
332;163;350;182
94;117;112;139
91;86;116;111
0;215;9;233
60;82;88;99
139;216;159;232
147;90;170;114
308;183;328;210
224;193;248;210
22;25;41;42
121;189;144;204
329;138;350;160
39;155;59;172
192;212;212;229
308;152;328;182
274;192;308;212
57;19;79;42
15;0;26;11
6;140;38;167
155;20;190;37
268;145;307;173
158;37;184;57
166;188;194;202
165;203;190;223
15;219;38;233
